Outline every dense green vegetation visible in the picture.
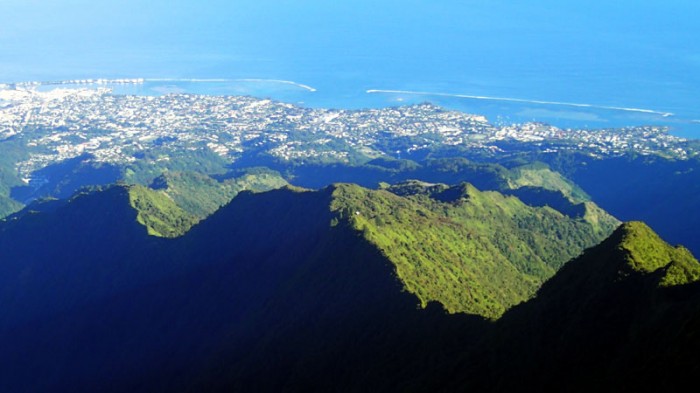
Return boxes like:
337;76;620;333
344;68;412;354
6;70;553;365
122;147;230;185
150;168;287;218
505;161;589;203
128;185;199;238
0;142;286;220
0;180;618;321
2;179;618;319
617;221;700;286
263;157;599;222
149;171;230;217
0;146;611;246
99;167;287;238
330;181;618;318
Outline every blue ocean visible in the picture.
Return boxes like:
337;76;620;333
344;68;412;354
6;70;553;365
1;0;699;137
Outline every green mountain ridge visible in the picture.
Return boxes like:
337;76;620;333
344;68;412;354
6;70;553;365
332;181;618;318
506;162;590;203
617;221;700;286
0;180;616;326
0;182;698;392
0;182;485;392
149;168;288;219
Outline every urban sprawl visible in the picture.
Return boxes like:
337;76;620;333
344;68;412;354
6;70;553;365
0;85;691;179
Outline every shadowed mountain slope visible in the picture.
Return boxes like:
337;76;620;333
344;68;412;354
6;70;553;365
454;221;700;392
0;185;486;393
3;184;696;392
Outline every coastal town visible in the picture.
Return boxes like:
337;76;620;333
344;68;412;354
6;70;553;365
0;85;692;178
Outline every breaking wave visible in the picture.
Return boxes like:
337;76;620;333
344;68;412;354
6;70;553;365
366;89;674;117
146;78;317;92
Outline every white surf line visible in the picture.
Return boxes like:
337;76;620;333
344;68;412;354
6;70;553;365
366;89;674;117
234;79;317;92
146;78;232;83
145;78;317;92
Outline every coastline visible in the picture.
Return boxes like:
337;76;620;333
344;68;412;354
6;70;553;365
2;78;699;138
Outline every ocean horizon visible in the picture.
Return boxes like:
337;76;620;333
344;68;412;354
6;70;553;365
2;0;698;137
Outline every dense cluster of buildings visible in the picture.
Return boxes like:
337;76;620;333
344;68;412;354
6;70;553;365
0;86;691;177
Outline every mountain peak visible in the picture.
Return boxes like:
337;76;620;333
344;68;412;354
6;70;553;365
466;221;700;392
617;221;670;272
614;221;700;286
537;221;700;302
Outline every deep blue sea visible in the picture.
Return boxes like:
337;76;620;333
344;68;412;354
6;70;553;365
1;0;699;137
